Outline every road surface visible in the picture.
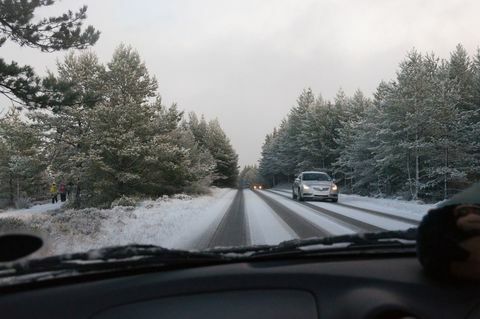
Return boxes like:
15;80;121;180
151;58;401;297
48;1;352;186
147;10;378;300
194;188;422;250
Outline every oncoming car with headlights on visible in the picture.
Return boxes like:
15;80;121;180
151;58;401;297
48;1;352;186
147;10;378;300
292;171;339;202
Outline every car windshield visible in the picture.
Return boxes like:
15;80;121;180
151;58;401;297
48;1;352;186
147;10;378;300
302;173;330;182
0;0;477;264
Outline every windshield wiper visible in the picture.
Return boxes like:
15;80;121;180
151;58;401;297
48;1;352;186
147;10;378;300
0;229;418;285
0;244;231;282
207;228;417;257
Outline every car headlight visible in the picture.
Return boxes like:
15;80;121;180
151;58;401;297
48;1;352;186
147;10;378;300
303;184;310;190
259;185;262;189
331;184;338;191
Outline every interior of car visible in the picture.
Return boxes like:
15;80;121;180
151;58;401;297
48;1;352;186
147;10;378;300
1;249;479;319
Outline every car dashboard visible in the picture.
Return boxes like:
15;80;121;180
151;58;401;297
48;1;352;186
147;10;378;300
1;253;479;319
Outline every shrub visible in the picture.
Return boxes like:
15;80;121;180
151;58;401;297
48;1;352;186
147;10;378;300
172;193;193;200
111;195;139;208
0;217;31;233
14;197;32;209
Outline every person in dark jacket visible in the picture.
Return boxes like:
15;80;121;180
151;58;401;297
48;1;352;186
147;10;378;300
417;183;480;280
59;183;67;202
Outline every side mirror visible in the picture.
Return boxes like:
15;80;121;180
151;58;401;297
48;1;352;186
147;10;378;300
0;233;44;262
294;178;300;183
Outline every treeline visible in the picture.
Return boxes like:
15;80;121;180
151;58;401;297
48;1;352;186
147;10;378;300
0;46;238;208
259;44;480;201
238;165;265;187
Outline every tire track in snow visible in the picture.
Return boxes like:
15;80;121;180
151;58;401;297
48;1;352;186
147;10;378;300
253;190;332;238
243;190;297;245
328;202;419;225
175;189;237;250
269;188;419;226
265;190;385;233
205;190;250;249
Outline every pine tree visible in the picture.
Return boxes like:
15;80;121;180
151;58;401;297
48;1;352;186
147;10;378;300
0;0;100;108
205;119;239;187
259;45;480;200
0;108;47;207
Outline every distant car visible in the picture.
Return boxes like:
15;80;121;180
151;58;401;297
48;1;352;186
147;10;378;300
292;171;338;202
252;184;264;190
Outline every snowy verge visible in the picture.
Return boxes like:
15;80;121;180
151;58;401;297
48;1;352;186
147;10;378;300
0;201;64;217
0;188;235;256
339;194;435;219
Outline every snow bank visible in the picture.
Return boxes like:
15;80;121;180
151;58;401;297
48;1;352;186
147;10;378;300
0;188;234;256
339;194;435;219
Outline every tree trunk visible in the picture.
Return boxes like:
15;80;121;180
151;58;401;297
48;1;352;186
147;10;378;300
406;150;413;199
75;184;81;208
8;176;14;206
444;147;448;200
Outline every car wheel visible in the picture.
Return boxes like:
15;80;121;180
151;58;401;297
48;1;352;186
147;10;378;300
331;198;338;203
292;188;297;199
298;188;304;201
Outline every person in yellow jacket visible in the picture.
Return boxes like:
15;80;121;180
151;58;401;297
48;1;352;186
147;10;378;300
50;182;58;204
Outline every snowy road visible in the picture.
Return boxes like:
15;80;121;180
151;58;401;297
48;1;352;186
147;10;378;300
194;188;429;249
0;187;434;255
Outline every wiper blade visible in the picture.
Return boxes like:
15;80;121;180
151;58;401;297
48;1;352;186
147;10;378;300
209;228;417;257
0;244;230;280
277;227;417;249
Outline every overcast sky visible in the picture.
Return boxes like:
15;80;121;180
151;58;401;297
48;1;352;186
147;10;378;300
2;0;480;167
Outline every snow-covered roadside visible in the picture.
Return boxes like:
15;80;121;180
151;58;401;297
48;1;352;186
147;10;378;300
339;194;435;219
0;188;235;256
0;201;64;217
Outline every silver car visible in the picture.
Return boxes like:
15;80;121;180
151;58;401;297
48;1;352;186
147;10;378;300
292;171;338;202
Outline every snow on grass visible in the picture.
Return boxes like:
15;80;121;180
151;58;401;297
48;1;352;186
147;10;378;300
244;189;296;245
0;188;235;256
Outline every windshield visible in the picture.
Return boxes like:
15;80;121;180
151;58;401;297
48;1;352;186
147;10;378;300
0;0;477;264
302;173;331;182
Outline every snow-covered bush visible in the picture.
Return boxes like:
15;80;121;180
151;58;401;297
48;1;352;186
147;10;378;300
111;195;139;208
14;197;32;209
183;183;211;195
156;195;170;202
0;217;32;233
172;193;193;200
49;208;108;236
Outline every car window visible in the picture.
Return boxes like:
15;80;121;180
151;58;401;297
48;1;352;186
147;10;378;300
302;173;331;182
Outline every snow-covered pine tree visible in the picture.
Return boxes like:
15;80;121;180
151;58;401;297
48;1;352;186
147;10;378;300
0;1;99;109
205;119;239;187
0;108;47;207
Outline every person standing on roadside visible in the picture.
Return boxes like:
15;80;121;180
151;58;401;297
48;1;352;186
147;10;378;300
59;182;67;202
50;182;58;204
